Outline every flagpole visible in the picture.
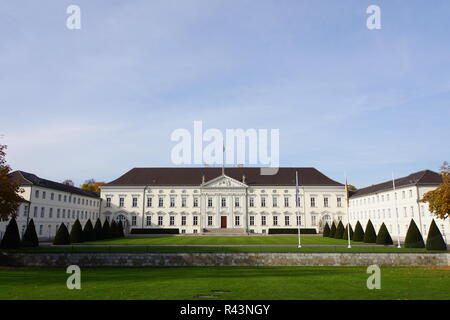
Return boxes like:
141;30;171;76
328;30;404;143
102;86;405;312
296;171;301;248
392;172;401;248
345;172;352;249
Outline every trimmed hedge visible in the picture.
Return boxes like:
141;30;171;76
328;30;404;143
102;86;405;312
404;219;425;248
329;222;337;238
83;219;95;242
130;228;179;235
117;220;125;237
0;218;21;249
110;220;118;238
93;218;103;240
102;220;111;239
70;219;84;243
269;228;317;235
352;221;364;242
334;221;345;239
53;223;70;245
22;219;39;247
342;224;354;241
364;220;377;243
376;223;393;245
426;220;446;250
322;223;330;237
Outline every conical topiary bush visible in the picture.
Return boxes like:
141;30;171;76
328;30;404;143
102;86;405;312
70;219;83;243
426;220;447;251
334;220;345;239
329;222;337;238
0;217;21;249
93;218;103;240
53;223;70;245
376;223;393;245
342;224;354;240
102;219;111;239
323;223;330;237
353;221;365;242
83;219;95;242
117;220;125;237
22;219;39;247
110;220;118;238
363;220;377;243
404;219;425;248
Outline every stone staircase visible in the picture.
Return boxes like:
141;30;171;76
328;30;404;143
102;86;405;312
203;228;247;235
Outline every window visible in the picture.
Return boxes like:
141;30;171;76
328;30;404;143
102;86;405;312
158;216;163;226
310;197;316;207
410;206;414;217
273;197;278;207
284;197;289;207
193;197;199;207
64;195;67;202
249;197;254;207
193;216;198;226
23;205;29;217
208;216;213;226
50;193;54;200
58;194;62;201
119;197;125;207
297;215;301;226
170;216;175;226
49;208;53;218
56;208;60;218
273;216;278;226
35;190;39;198
82;199;85;205
33;207;37;217
131;216;137;226
39;225;43;235
147;197;152;207
324;197;329;207
40;207;45;218
403;207;407;217
234;197;240;208
235;216;240;226
249;216;255;226
106;197;111;207
261;216;267;226
337;197;342;207
208;197;213;207
62;209;66;219
420;205;425;217
181;216;186;226
284;216;290;226
387;194;390;201
221;197;226;207
261;197;266;207
402;191;405;199
132;197;138;207
181;197;187;208
146;216;151;226
170;197;175;207
409;190;413;198
312;215;316;226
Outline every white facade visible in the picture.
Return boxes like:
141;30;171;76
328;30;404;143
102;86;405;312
100;174;347;234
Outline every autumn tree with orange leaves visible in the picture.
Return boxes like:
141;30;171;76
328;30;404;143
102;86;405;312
0;143;24;220
421;162;450;220
81;179;105;193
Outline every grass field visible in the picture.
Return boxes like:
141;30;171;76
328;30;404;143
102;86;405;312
0;266;448;300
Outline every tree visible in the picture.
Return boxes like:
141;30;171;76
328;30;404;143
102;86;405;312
110;220;118;238
0;217;21;248
53;223;70;245
69;219;84;243
62;179;74;186
322;222;330;237
363;220;377;243
334;220;345;239
22;219;39;247
83;219;95;242
0;144;24;220
353;221;365;241
81;179;105;193
404;219;425;248
342;224;354;240
93;218;103;240
421;162;450;220
329;222;337;238
117;220;125;237
102;219;111;239
376;223;393;245
348;185;357;191
426;220;447;251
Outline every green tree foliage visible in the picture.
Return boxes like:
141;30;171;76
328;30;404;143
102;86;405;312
117;220;125;237
102;219;111;239
404;219;425;248
0;144;24;220
21;219;39;247
53;223;70;245
0;217;21;248
352;221;365;241
334;220;345;239
329;222;337;238
376;223;393;245
322;223;330;237
83;219;95;242
363;220;377;243
421;162;449;220
426;220;447;250
93;218;103;240
69;219;83;243
342;224;354;240
110;220;118;238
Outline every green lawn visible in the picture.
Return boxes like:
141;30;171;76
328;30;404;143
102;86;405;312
0;266;448;300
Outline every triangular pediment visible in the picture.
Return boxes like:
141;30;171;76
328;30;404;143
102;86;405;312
202;174;247;188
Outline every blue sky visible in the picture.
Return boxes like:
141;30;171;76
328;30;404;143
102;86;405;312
1;0;449;188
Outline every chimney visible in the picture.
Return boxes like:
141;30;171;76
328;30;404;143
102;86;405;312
242;175;246;183
202;175;205;184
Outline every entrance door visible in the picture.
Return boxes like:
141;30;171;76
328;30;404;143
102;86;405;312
221;216;227;228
